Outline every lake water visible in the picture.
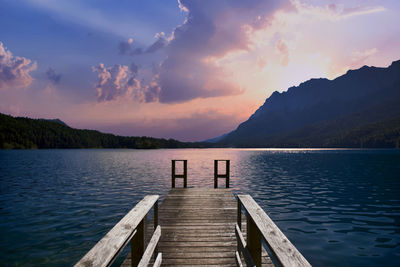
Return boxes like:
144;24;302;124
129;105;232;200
0;149;399;266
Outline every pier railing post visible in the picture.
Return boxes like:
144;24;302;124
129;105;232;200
154;199;159;260
247;215;262;267
214;160;230;188
172;160;187;188
226;160;230;188
183;160;187;188
237;198;242;230
214;160;218;188
172;160;175;188
131;216;145;267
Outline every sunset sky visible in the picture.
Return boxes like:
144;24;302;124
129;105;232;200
1;0;400;141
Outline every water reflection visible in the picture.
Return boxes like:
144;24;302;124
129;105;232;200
0;149;399;266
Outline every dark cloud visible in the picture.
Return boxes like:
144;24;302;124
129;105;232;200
131;47;143;55
145;38;167;53
118;40;132;55
117;37;167;55
46;67;61;84
0;42;37;89
129;62;138;74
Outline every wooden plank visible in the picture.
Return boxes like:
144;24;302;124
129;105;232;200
119;189;280;267
235;251;244;267
153;253;162;267
162;258;236;265
75;195;159;267
235;224;256;267
137;225;161;267
164;251;232;259
238;195;311;267
123;188;241;266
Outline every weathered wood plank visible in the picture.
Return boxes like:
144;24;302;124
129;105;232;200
121;188;240;266
162;258;236;265
238;195;311;267
235;251;244;267
153;253;162;267
75;195;159;267
137;225;161;267
235;224;256;267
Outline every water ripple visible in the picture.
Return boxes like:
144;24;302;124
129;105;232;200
0;148;399;266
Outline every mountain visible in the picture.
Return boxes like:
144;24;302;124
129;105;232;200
0;113;206;149
218;60;400;148
203;133;229;143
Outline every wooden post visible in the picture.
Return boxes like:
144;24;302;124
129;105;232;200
226;160;230;188
237;198;242;230
171;160;176;188
247;216;262;267
214;160;230;188
172;160;187;188
131;217;145;267
183;160;187;188
154;200;158;260
237;198;242;255
214;160;218;188
154;200;158;230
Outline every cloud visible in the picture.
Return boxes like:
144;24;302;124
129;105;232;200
92;63;159;102
46;67;61;84
351;48;378;67
145;37;167;53
257;56;267;70
118;37;167;55
275;39;289;66
96;110;241;142
151;0;285;103
129;62;138;74
118;40;132;55
291;0;385;21
0;42;37;89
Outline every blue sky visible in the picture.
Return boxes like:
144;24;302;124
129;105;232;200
1;0;400;141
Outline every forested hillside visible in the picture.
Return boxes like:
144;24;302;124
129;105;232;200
0;113;204;149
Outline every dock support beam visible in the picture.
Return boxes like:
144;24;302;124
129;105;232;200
172;160;187;188
214;160;230;188
247;216;262;267
131;217;145;267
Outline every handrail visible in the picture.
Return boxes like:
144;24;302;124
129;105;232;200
75;195;160;267
137;225;161;267
237;195;311;267
235;224;256;267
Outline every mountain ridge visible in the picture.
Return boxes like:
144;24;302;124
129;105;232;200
217;60;400;148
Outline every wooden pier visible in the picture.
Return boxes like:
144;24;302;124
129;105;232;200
75;160;311;267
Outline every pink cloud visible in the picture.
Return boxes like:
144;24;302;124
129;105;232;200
92;63;160;102
291;0;385;21
276;39;289;66
151;0;288;103
350;48;378;68
257;56;267;70
94;110;242;142
0;42;37;89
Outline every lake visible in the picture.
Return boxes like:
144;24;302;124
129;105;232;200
0;149;399;266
